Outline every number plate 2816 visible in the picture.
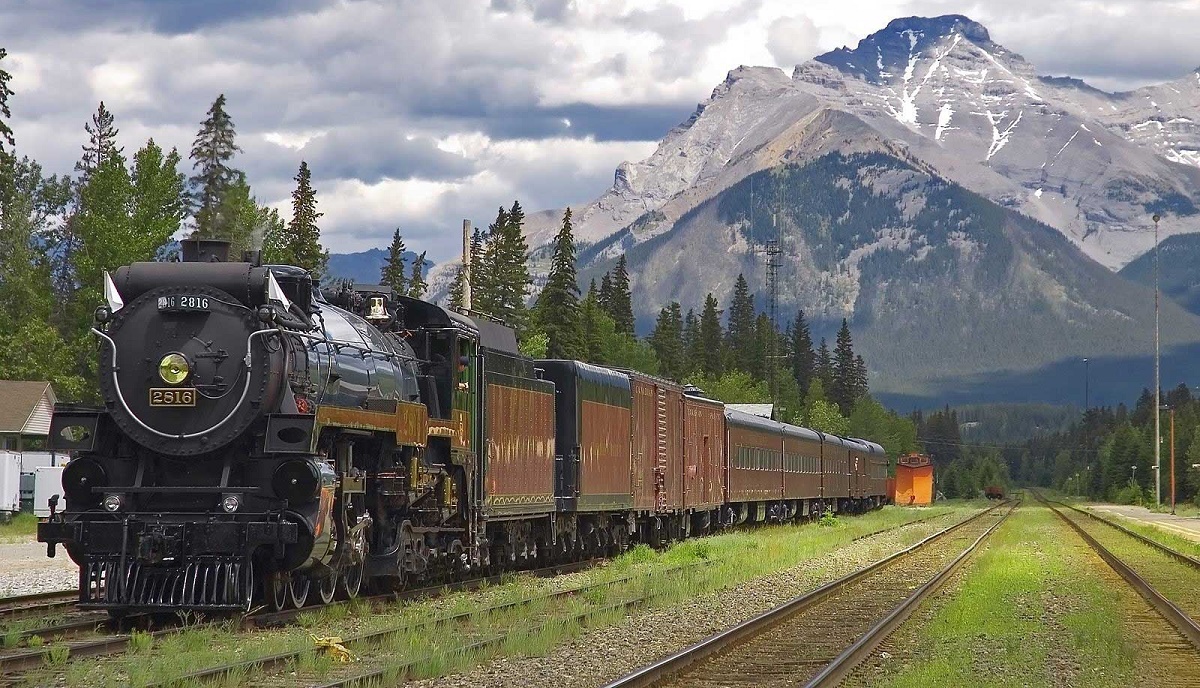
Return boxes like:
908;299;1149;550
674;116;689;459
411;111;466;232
149;388;196;407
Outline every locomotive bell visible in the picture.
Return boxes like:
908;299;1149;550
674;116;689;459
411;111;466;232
366;296;388;322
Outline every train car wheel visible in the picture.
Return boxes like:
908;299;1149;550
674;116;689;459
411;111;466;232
269;572;288;611
288;572;310;608
317;574;336;605
240;560;254;613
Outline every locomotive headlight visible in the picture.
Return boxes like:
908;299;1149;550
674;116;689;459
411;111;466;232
220;494;241;514
157;352;190;385
101;494;124;512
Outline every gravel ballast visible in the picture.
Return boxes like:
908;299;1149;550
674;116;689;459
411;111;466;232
408;510;976;688
0;540;77;597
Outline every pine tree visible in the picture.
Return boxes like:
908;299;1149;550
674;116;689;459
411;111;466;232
447;267;466;311
725;274;756;374
853;353;869;399
473;208;506;316
0;49;14;158
579;280;604;364
682;308;699;377
816;338;833;391
76;102;121;182
790;310;815;398
408;251;427;298
380;228;408;294
480;201;530;329
831;318;857;414
650;302;685;381
751;312;773;380
188;94;242;239
598;271;614;314
535;208;582;359
263;161;328;276
608;254;634;334
698;293;724;377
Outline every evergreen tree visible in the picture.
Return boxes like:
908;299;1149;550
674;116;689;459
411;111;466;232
831;318;857;414
682;308;699;377
0;49;14;158
480;200;531;329
853;353;869;399
188;94;242;239
263;161;328;276
650;302;685;381
751;312;773;380
598;271;614;314
790;310;815;396
447;266;466;312
535;207;582;359
608;254;634;334
725;274;756;374
76;102;121;182
473;207;507;317
816;338;833;391
380;228;408;294
579;280;604;364
408;251;427;298
698;293;724;377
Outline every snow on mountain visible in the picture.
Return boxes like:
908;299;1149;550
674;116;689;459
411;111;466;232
554;15;1200;272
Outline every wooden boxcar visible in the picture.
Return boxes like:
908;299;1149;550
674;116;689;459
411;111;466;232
536;360;633;513
724;408;784;523
782;424;823;517
483;350;557;518
681;393;725;517
819;433;851;512
627;372;684;515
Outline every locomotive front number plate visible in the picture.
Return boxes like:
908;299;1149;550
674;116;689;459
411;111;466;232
149;388;197;407
157;295;211;312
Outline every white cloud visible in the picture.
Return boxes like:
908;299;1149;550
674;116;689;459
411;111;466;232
766;15;822;67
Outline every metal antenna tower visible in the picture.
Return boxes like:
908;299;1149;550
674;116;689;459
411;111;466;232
757;201;783;418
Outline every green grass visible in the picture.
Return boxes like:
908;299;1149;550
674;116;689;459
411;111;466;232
60;505;976;687
870;507;1138;688
1097;514;1200;559
0;512;38;543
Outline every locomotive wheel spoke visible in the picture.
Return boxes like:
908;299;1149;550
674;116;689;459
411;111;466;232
317;573;336;605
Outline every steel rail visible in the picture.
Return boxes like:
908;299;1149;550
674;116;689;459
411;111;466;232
600;502;1008;688
1036;493;1200;649
1058;500;1200;570
143;559;713;688
804;502;1015;687
0;590;78;623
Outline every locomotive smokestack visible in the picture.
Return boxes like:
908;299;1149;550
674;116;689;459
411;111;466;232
180;238;232;263
462;219;472;312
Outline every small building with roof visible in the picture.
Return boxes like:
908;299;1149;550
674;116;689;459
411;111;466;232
0;381;56;452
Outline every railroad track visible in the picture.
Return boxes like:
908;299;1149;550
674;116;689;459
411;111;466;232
0;507;953;684
0;560;598;679
601;501;1015;688
1035;493;1200;649
0;591;77;624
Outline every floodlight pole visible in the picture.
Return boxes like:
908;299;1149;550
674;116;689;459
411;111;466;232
1153;213;1161;507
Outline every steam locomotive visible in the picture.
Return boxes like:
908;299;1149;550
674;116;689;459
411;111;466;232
38;240;887;615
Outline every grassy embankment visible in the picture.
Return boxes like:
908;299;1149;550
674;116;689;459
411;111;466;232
50;504;980;687
0;513;38;544
867;507;1144;688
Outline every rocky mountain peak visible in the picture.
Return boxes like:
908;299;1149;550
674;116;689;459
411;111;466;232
815;14;998;84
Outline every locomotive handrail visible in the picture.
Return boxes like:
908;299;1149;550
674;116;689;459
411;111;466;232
93;327;279;440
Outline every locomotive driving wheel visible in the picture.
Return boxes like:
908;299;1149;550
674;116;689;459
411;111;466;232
268;572;288;611
340;529;367;599
288;571;310;608
316;573;336;605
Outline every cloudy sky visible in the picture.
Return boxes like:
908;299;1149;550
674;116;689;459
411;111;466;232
3;0;1198;262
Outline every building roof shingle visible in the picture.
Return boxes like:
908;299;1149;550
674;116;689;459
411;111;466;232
0;381;56;435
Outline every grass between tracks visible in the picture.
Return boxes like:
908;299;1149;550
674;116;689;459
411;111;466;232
26;504;977;687
864;507;1140;688
1096;514;1200;559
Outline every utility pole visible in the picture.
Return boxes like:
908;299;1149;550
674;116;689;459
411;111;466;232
1083;357;1089;411
1153;213;1161;506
